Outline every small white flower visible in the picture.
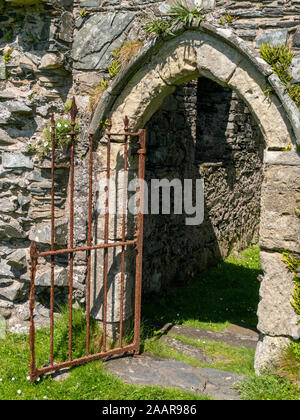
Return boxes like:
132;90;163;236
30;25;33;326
36;377;40;382
44;142;48;147
43;396;47;399
11;377;15;381
49;127;52;132
64;124;68;128
57;123;62;128
26;376;30;381
0;378;2;382
17;390;22;395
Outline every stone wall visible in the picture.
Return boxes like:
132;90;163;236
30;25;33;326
0;1;76;330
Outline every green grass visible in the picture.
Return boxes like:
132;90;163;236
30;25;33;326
0;331;210;400
238;374;300;400
142;246;262;334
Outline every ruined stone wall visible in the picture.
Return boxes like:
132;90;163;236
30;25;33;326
0;0;299;338
0;1;76;329
143;78;264;293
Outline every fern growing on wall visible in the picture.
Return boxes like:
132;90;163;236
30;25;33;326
260;43;300;109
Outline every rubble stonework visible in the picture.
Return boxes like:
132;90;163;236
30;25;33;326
0;0;299;373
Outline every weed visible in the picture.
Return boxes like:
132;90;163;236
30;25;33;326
220;13;238;25
39;118;79;158
145;18;173;36
282;252;300;317
145;1;204;37
277;342;300;385
169;1;204;26
260;43;300;109
25;144;36;154
283;142;293;151
64;100;73;113
2;48;13;64
4;31;13;43
89;80;109;113
112;40;143;68
107;59;121;79
79;9;88;17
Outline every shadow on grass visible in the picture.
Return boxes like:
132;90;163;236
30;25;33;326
141;249;262;340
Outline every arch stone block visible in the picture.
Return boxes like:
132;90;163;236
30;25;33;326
258;251;300;339
259;158;300;253
196;34;242;84
228;62;293;149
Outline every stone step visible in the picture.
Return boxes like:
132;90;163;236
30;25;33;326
159;335;229;364
105;354;245;400
165;324;259;350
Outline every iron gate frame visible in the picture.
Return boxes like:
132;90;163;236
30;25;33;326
29;98;146;381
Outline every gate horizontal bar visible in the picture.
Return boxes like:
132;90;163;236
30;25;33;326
31;343;137;380
37;239;137;257
109;131;141;137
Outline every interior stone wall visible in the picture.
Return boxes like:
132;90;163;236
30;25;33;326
143;77;264;293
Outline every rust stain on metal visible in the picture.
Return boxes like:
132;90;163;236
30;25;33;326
29;100;146;381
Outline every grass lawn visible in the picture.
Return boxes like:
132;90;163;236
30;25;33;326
1;245;299;400
0;332;210;400
142;245;262;334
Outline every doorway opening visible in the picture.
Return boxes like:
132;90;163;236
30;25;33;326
142;77;264;335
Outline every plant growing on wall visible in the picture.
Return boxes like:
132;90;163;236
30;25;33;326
38;118;79;158
112;40;143;68
282;252;300;316
145;18;174;36
145;1;205;37
260;43;300;109
89;40;143;113
279;252;300;383
169;1;204;26
89;80;109;112
220;13;238;26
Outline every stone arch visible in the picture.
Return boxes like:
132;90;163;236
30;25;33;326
89;24;300;374
90;24;300;149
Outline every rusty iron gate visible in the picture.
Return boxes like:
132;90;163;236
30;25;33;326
29;98;146;381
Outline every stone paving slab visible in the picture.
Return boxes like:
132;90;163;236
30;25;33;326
105;354;245;400
159;335;228;364
166;324;258;350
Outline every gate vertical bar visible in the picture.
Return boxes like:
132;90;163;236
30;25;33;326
119;116;129;347
134;129;146;354
50;113;55;366
86;132;94;356
29;241;38;381
68;97;78;362
103;119;112;352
